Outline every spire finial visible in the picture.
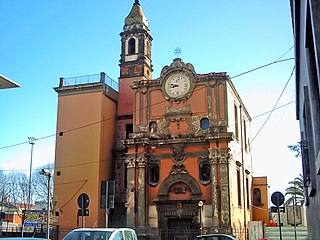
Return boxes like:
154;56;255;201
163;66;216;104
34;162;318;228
135;0;139;4
174;47;182;58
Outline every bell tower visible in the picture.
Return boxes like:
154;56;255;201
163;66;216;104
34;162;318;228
118;0;153;117
119;0;153;80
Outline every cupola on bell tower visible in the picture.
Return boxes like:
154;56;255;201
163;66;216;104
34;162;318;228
119;0;153;80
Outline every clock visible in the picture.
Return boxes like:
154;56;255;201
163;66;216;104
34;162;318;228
164;72;191;99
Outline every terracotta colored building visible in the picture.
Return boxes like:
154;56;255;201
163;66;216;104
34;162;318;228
53;1;254;239
251;177;269;224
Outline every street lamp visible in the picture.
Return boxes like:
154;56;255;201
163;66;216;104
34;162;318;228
198;201;204;235
28;137;37;210
39;169;51;240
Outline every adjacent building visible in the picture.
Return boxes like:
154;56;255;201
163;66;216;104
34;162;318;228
53;1;254;239
0;74;19;90
290;0;320;239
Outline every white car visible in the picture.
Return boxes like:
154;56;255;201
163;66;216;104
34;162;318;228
63;228;138;240
196;234;237;240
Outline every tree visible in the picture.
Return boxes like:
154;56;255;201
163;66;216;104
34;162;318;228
32;163;54;205
288;141;308;158
284;174;305;206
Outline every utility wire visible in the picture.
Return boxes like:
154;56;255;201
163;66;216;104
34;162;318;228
251;101;295;119
250;66;295;144
231;58;294;79
0;55;295;151
1;99;296;173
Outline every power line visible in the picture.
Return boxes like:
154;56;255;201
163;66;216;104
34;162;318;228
0;98;296;173
231;58;294;79
251;101;295;119
276;46;294;61
0;55;295;151
250;66;295;144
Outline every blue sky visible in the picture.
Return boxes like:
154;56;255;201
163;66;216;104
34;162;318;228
0;1;300;196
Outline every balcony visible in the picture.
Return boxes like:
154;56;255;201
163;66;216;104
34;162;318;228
59;72;118;91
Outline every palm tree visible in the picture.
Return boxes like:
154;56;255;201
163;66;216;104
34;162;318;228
284;174;304;206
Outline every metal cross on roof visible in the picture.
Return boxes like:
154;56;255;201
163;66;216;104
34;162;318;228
174;47;182;58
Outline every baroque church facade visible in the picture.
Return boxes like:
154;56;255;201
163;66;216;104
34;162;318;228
53;1;253;239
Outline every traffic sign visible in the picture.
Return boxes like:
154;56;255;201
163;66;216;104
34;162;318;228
271;191;285;207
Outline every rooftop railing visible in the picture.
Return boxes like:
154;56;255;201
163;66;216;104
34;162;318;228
59;72;118;91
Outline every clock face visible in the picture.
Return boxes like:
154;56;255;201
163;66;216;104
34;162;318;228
164;73;191;98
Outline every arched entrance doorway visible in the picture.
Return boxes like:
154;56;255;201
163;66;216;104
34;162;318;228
156;171;203;240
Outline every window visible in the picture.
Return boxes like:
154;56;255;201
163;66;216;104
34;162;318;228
126;123;133;139
237;168;242;207
243;120;247;151
246;177;249;209
113;232;123;240
148;161;160;186
149;121;157;135
199;158;211;184
253;188;262;206
234;104;239;139
128;38;136;54
199;163;211;182
151;165;159;183
200;117;210;130
124;230;133;239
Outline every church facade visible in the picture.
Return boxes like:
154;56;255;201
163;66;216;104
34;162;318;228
53;1;253;239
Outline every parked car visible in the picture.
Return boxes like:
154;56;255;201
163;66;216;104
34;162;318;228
195;233;237;240
0;238;46;240
63;228;138;240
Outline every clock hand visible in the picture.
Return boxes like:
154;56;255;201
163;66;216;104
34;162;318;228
169;84;179;88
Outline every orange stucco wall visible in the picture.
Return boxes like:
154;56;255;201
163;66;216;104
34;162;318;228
252;177;269;224
53;90;116;228
118;78;134;116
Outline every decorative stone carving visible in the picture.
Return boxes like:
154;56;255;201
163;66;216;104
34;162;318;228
170;164;187;175
186;116;200;134
172;144;186;162
158;172;202;200
137;156;147;167
208;148;230;164
126;158;136;168
157;119;169;136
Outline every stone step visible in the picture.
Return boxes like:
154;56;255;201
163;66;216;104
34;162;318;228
265;226;308;240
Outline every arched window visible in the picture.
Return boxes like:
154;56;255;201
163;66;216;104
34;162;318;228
128;38;136;54
148;161;160;186
151;165;159;183
253;188;262;206
200;163;211;182
198;158;211;184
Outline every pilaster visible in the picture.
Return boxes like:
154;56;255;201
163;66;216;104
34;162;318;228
208;148;232;234
125;157;136;227
136;155;147;231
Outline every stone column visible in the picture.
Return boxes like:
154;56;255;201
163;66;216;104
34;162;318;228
209;148;231;234
125;157;136;228
208;148;219;231
218;148;232;234
136;155;147;231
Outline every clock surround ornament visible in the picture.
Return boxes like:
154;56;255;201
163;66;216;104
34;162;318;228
161;58;196;101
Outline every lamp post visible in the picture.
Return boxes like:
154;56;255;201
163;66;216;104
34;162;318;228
28;137;37;210
39;169;51;240
198;201;204;235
